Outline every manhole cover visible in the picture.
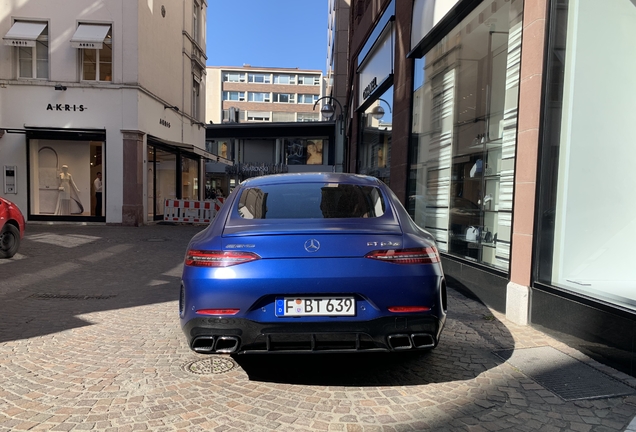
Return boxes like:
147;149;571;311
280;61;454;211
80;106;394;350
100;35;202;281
183;357;236;375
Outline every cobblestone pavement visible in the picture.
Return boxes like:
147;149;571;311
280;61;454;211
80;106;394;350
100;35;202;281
1;223;635;431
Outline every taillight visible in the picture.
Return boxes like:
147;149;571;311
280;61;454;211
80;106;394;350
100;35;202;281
196;309;240;315
365;247;440;264
185;250;261;267
388;306;431;313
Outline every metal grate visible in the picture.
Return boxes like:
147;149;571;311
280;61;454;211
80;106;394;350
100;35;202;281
29;293;117;300
182;357;236;375
494;346;636;401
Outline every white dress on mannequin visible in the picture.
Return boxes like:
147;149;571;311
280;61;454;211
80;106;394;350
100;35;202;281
55;165;83;215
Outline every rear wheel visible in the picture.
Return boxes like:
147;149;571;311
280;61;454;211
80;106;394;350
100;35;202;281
0;224;20;258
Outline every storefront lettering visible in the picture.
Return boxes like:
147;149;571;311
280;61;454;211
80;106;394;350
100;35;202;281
160;119;171;128
363;77;378;100
9;40;30;46
77;42;97;48
226;162;288;179
46;104;86;112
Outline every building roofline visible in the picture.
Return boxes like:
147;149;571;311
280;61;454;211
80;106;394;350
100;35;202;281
206;65;323;73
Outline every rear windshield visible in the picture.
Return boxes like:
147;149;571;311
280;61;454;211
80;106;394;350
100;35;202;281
236;183;386;219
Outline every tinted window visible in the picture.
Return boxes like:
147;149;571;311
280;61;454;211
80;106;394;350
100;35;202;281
236;183;385;219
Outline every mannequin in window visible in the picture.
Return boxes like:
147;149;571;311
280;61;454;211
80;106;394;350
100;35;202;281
56;164;82;215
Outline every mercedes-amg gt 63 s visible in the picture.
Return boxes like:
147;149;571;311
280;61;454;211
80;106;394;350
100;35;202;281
180;173;447;354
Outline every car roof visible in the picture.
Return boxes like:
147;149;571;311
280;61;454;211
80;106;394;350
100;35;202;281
240;172;383;187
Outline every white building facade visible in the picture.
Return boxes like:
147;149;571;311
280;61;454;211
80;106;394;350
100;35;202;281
0;0;209;225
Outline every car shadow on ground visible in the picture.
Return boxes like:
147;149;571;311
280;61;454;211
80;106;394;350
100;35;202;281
233;286;515;387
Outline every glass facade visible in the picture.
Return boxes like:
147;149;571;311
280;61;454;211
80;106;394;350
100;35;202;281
147;144;201;220
536;0;636;310
408;0;523;270
359;87;393;186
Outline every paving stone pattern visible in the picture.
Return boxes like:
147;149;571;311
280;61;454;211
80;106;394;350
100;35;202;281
0;223;635;431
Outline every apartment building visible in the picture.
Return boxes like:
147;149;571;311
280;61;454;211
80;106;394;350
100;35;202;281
342;0;636;377
0;0;209;225
205;66;323;124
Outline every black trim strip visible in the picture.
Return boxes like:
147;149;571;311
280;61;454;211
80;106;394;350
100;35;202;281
441;252;509;278
532;282;636;320
23;126;106;142
408;0;483;59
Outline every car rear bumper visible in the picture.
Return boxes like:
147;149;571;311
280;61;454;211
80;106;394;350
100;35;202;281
182;314;446;354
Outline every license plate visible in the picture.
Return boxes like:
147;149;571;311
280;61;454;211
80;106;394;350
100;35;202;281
276;297;356;317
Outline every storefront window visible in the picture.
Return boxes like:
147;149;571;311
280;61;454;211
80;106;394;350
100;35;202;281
537;0;636;310
408;0;523;270
181;156;199;200
153;147;177;218
359;87;393;186
147;147;155;220
29;139;104;219
284;138;324;165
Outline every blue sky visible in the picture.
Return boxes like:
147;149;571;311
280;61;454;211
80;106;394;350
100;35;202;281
206;0;328;73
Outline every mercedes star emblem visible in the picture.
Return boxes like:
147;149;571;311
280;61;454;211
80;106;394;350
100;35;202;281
304;239;320;253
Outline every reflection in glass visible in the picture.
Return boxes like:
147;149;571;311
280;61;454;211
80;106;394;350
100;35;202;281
408;0;523;270
237;183;385;219
359;87;393;185
537;0;636;310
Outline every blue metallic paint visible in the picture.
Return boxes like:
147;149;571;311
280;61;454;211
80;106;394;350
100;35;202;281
180;173;446;354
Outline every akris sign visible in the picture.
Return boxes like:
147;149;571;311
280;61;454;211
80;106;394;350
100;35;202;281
46;104;86;112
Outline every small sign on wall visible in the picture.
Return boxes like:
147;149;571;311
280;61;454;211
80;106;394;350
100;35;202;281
4;165;17;194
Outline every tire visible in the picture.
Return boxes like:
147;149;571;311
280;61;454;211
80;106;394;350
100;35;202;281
0;224;20;259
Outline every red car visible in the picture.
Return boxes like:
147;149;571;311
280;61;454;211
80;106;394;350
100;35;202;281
0;197;25;258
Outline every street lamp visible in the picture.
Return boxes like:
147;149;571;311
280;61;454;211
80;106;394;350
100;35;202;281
370;98;392;120
313;96;347;173
313;96;344;123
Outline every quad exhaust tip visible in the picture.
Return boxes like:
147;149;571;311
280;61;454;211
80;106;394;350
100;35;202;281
192;336;240;354
387;333;435;350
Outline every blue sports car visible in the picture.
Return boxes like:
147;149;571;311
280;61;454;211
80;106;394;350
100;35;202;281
180;173;447;354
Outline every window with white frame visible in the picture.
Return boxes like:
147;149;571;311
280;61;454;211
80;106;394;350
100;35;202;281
76;25;112;82
273;93;295;103
274;74;296;84
298;75;320;85
297;94;319;104
248;92;271;102
247;111;271;122
223;91;245;101
5;21;50;79
223;72;246;82
248;73;271;84
297;113;320;122
192;76;200;120
193;1;200;44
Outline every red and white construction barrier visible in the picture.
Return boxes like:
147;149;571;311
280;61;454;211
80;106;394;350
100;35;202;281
163;198;225;223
